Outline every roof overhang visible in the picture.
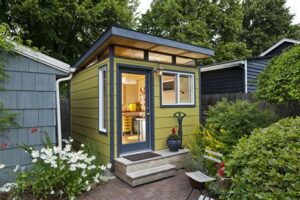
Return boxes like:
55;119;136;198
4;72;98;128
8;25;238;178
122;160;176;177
260;38;300;56
12;43;71;73
201;60;244;72
72;26;214;69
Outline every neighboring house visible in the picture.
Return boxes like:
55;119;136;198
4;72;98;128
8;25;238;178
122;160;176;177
201;38;300;95
0;44;71;184
70;26;214;186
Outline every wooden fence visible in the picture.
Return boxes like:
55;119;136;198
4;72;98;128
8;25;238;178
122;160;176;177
201;93;300;123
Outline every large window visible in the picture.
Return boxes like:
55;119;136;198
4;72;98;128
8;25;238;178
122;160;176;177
99;67;107;133
161;71;194;106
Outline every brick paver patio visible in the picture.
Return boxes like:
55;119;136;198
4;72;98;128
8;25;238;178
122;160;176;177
81;170;202;200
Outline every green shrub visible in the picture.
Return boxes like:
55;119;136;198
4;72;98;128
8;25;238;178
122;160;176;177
226;117;300;199
256;45;300;103
188;125;224;161
205;99;278;154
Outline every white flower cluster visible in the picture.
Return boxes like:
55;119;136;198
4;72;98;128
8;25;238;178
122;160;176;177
28;138;112;186
0;183;17;193
0;138;112;198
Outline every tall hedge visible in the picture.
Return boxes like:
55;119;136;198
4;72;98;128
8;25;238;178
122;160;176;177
226;117;300;199
256;45;300;103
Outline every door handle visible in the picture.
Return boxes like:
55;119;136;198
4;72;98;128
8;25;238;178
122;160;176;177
146;112;150;116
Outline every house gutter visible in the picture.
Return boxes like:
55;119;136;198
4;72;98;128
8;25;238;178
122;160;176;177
56;68;75;156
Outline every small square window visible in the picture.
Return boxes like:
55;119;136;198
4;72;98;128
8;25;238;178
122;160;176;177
161;71;194;106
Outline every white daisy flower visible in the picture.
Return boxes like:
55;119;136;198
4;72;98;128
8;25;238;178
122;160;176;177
13;165;19;172
107;163;112;169
86;185;91;191
0;164;5;169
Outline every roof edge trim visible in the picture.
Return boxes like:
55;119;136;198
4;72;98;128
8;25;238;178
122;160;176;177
260;38;300;56
201;60;244;72
13;43;70;73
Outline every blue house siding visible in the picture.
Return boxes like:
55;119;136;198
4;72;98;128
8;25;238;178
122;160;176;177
201;66;244;94
0;51;67;184
247;57;271;93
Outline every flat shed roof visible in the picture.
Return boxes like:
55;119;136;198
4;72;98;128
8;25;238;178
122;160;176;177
73;26;214;69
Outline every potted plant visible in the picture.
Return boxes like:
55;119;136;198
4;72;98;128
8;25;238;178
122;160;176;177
166;128;182;152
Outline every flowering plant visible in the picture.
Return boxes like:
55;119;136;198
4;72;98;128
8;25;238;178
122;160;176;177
10;137;110;200
216;162;225;176
167;128;180;140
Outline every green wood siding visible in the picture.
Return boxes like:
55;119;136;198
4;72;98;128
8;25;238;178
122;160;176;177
71;57;200;161
113;58;199;151
70;59;110;163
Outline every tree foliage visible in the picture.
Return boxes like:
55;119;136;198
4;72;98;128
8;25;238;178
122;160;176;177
256;45;300;104
0;0;138;64
226;117;300;199
242;0;294;56
139;0;251;63
0;23;19;133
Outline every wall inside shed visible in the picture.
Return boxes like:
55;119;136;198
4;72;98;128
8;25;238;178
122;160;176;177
247;58;271;93
0;51;67;184
201;66;245;95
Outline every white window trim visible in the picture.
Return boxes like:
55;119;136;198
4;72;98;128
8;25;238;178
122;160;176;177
161;71;195;106
99;67;107;133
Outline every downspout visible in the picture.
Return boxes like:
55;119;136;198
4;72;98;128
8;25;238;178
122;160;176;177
56;68;75;156
244;60;248;93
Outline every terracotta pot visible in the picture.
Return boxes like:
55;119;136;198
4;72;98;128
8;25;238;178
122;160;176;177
217;175;232;191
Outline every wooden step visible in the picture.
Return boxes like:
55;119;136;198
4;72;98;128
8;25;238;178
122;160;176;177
126;164;176;186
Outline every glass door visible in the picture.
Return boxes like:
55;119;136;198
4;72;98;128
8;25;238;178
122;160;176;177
118;68;151;154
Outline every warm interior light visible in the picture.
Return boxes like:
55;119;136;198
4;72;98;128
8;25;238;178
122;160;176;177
122;77;137;84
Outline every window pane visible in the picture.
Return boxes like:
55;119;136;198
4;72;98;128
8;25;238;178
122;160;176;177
149;52;172;64
99;68;107;132
103;71;107;129
162;73;176;104
180;75;193;103
176;57;195;66
115;46;144;60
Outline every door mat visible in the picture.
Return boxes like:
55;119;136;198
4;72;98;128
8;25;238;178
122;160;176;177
123;152;161;162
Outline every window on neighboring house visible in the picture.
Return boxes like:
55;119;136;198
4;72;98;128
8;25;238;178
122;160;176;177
161;71;194;106
99;67;107;133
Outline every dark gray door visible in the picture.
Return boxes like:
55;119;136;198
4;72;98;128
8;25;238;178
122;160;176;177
118;67;152;154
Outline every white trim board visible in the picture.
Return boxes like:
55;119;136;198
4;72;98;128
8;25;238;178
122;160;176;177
260;38;300;57
12;43;71;73
200;60;244;72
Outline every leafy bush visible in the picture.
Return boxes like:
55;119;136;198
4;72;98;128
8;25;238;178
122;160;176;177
226;117;300;199
188;125;224;162
205;99;278;154
256;45;300;103
10;138;111;199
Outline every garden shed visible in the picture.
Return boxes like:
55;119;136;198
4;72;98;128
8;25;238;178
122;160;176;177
0;44;71;184
70;27;214;185
201;38;300;95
